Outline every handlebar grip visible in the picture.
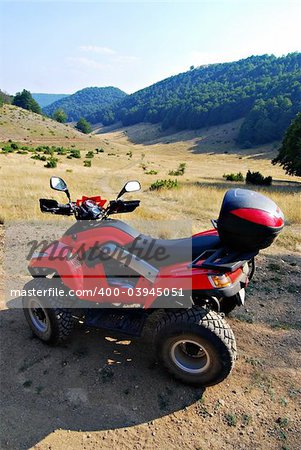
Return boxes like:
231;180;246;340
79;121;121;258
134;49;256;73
57;203;71;209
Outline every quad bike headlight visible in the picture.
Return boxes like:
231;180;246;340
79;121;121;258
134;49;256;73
208;274;232;288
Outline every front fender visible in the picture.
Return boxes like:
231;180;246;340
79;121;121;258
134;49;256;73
28;241;85;292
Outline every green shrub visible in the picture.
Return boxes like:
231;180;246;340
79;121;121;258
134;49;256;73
95;148;104;153
85;151;94;159
43;147;54;155
225;413;238;427
35;146;46;153
246;170;272;186
169;163;186;176
223;172;244;182
145;169;158;175
68;149;81;159
31;153;47;161
17;150;28;154
56;147;68;155
10;142;19;150
84;160;92;167
150;179;179;191
1;145;14;154
76;117;91;134
44;156;58;168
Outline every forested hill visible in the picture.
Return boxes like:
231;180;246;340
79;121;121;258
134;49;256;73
103;53;301;146
43;87;127;122
32;93;69;108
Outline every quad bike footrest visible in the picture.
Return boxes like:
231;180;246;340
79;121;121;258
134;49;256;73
84;309;148;337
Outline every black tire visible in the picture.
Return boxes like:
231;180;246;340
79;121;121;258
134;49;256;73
155;307;236;386
22;278;75;345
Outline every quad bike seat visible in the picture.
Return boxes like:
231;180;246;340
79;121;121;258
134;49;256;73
125;234;221;268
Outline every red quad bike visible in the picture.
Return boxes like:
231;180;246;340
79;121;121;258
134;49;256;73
23;177;284;386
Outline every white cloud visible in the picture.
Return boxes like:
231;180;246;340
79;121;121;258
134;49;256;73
79;45;116;55
67;56;111;70
111;55;139;64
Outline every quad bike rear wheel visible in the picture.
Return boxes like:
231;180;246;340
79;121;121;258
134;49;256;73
22;278;75;345
155;307;236;386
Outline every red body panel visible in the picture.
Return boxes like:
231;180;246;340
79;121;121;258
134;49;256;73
29;225;244;307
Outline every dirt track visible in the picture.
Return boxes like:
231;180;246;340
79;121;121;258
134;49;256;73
0;224;300;449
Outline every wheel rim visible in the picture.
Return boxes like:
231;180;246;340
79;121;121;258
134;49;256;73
170;339;211;374
28;299;50;333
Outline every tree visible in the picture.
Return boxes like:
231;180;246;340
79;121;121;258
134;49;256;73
272;113;301;176
0;90;12;106
75;117;92;134
12;89;41;114
53;109;67;123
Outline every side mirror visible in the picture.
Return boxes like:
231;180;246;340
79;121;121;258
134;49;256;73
117;180;141;199
50;177;71;201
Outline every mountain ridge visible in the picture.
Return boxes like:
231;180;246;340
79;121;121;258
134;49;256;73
38;53;301;146
43;86;127;122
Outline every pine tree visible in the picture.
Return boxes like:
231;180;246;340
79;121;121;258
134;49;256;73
273;113;301;176
12;89;41;114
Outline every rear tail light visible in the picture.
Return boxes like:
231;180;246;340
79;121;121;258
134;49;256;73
209;274;232;288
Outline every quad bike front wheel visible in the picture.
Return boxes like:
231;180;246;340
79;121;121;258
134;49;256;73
22;278;75;345
155;307;236;386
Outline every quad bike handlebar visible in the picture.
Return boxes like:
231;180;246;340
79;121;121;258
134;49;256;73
39;177;141;220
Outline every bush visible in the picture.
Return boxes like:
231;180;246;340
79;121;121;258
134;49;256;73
10;143;19;150
169;163;186;176
126;151;133;158
223;172;244;182
75;117;92;134
84;160;92;167
145;169;158;175
56;147;68;155
44;156;58;168
53;109;67;124
150;179;179;191
43;147;54;155
95;148;104;153
31;153;47;161
68;149;81;159
246;170;272;186
85;151;94;159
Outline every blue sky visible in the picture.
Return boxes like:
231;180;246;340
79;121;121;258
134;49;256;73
0;1;300;95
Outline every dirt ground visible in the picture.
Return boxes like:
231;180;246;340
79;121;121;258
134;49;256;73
0;222;300;450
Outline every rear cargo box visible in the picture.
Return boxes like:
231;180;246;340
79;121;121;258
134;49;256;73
217;189;284;251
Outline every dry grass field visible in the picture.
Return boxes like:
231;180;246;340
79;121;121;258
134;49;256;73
0;105;300;449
